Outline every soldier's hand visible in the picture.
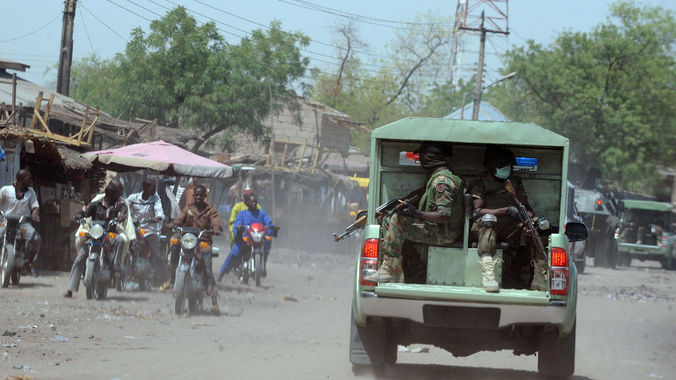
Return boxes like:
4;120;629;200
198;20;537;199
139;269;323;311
505;206;519;219
399;204;422;219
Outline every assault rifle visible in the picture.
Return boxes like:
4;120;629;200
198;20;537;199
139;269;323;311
332;188;423;242
504;179;548;260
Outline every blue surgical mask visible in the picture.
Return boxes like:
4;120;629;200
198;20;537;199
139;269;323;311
495;165;511;179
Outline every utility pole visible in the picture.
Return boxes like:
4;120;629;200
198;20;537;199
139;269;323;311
57;0;77;96
455;0;510;120
471;12;487;121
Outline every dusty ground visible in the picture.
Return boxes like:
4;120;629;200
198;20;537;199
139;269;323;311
0;246;674;380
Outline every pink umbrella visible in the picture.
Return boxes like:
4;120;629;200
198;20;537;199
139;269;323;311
84;140;232;178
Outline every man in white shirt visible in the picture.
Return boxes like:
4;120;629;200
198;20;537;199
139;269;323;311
0;169;41;274
127;178;168;287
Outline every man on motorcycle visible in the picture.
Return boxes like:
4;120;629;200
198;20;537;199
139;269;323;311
168;184;223;314
127;178;169;289
0;169;41;275
218;192;275;281
228;187;260;249
64;180;127;298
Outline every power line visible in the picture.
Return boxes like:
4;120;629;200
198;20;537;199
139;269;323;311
0;15;60;43
193;0;390;60
104;0;154;22
79;0;128;42
78;2;97;55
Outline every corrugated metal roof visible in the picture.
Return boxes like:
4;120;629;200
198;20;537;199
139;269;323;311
372;117;568;147
443;101;510;122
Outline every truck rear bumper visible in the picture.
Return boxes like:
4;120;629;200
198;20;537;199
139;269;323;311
359;291;569;328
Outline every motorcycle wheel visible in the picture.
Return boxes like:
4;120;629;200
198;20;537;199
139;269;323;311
188;296;201;314
174;270;187;314
11;269;20;285
141;278;152;291
95;280;108;300
254;253;262;287
84;260;95;300
1;243;14;288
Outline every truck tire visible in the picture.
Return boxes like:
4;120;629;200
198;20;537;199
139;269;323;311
538;320;576;378
349;308;390;377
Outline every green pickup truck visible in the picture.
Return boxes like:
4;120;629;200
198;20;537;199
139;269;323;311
616;199;675;269
349;118;587;377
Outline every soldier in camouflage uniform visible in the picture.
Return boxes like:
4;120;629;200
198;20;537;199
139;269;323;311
365;141;464;284
470;146;547;291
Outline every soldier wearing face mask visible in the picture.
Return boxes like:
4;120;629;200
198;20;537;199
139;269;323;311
470;146;547;291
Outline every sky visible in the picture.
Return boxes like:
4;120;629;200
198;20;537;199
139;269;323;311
1;0;674;88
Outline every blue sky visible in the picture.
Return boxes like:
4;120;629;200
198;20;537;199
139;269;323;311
1;0;674;88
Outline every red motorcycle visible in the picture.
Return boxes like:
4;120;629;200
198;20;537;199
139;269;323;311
236;223;278;287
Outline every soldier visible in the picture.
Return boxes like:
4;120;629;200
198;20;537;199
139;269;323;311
470;146;547;291
364;141;465;285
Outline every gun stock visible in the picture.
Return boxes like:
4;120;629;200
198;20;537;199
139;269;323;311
504;179;548;260
332;188;423;242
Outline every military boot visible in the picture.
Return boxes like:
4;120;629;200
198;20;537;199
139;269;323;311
480;254;499;292
363;255;403;284
530;259;548;291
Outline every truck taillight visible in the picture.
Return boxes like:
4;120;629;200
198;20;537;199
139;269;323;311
614;227;619;240
660;234;668;247
550;247;569;296
359;238;379;286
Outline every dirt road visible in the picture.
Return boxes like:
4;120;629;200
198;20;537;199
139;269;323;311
0;246;674;380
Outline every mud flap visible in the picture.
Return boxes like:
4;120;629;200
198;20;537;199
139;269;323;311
349;310;387;366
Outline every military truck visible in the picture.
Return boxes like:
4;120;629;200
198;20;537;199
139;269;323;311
574;188;619;268
349;118;587;377
615;200;675;269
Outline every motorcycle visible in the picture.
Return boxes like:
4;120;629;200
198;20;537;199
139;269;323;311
172;227;219;314
119;220;155;291
0;210;32;288
79;219;116;300
236;224;278;287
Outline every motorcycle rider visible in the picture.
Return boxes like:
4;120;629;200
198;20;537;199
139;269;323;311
470;146;547;291
127;178;169;289
228;187;260;249
168;184;223;314
64;179;129;298
218;192;274;281
0;169;41;275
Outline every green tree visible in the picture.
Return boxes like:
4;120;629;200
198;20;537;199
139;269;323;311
71;7;310;152
487;1;675;192
311;12;452;129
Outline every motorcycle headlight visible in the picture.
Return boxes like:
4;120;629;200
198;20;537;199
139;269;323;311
251;231;265;243
181;233;198;250
89;224;104;239
537;217;550;232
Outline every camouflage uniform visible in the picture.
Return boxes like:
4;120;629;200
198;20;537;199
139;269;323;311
380;169;464;259
470;174;529;257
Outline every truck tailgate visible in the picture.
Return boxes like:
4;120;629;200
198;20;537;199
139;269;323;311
374;283;550;305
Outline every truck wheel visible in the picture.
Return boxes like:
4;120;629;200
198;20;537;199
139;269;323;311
538;320;576;378
349;308;391;377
